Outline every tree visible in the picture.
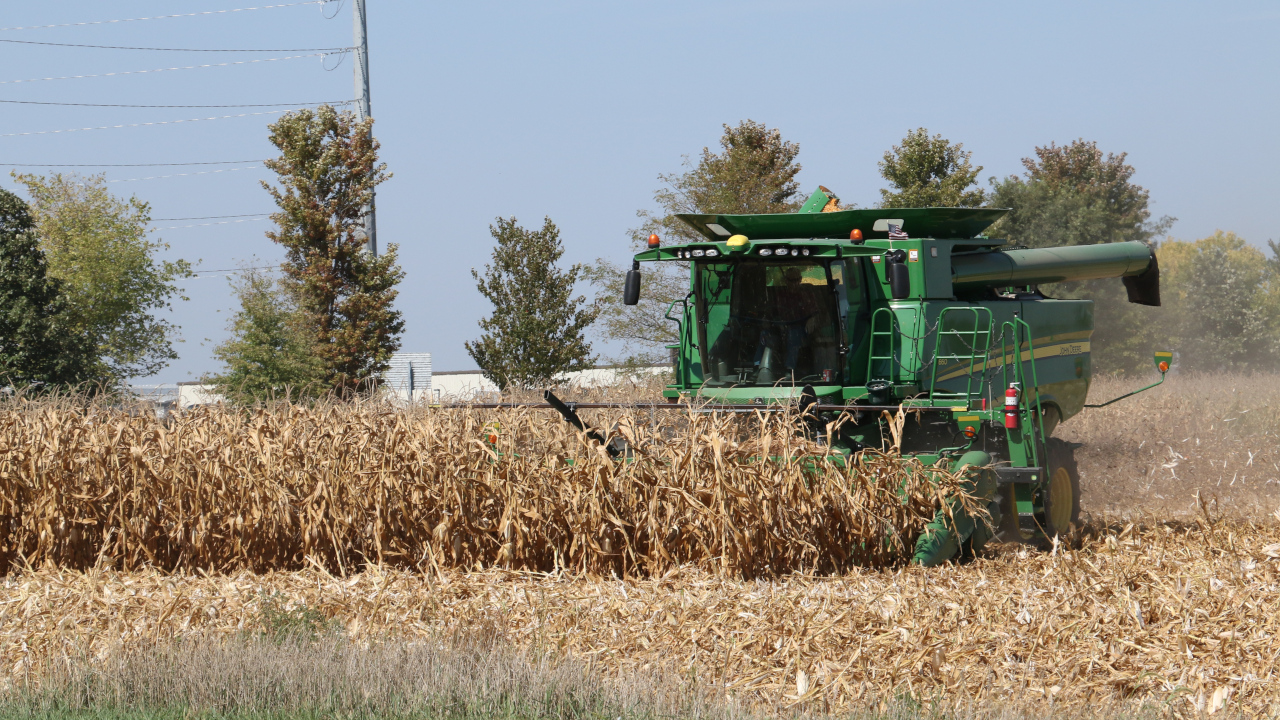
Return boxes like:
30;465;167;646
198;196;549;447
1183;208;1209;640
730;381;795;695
205;268;327;405
586;120;804;362
0;188;98;389
987;140;1174;374
1157;232;1277;372
262;105;404;396
878;128;985;208
14;172;192;382
466;217;598;390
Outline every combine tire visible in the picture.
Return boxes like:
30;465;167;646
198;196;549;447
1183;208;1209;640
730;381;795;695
1040;438;1081;538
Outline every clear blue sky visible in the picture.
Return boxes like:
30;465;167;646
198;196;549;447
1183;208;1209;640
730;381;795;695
2;1;1276;380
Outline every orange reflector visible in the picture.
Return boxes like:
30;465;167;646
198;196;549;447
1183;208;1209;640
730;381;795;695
963;425;977;438
850;228;863;241
647;233;660;248
1158;361;1169;373
487;434;497;444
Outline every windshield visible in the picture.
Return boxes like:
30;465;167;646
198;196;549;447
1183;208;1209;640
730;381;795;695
699;260;847;386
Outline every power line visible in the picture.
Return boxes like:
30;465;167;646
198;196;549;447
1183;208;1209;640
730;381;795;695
0;38;351;53
107;166;265;183
0;109;343;138
195;266;275;272
2;160;266;167
152;213;270;221
0;53;334;85
0;98;348;109
0;2;328;31
155;217;269;229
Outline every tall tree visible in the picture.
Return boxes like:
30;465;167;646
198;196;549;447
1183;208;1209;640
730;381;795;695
15;173;192;382
0;188;97;389
878;128;985;208
466;217;598;390
586;120;804;362
206;268;327;405
987;140;1174;373
261;105;404;396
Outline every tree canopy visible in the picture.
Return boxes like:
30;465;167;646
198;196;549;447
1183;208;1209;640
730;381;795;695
587;120;805;362
987;140;1174;373
0;187;97;389
877;128;985;208
15;172;192;383
467;217;597;390
257;105;404;397
206;268;327;405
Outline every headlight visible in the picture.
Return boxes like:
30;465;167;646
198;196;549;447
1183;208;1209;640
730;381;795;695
692;249;705;257
705;248;719;257
759;248;772;256
790;248;800;257
801;248;810;256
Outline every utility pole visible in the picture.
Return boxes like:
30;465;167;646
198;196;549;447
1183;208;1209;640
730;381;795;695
353;0;376;256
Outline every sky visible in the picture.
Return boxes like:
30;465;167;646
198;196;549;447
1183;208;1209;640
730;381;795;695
1;1;1277;382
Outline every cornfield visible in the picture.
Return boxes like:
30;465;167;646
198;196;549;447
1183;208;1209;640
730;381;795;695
0;398;979;577
4;516;1279;715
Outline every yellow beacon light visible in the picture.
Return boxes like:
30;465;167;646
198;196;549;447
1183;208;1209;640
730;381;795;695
727;234;749;249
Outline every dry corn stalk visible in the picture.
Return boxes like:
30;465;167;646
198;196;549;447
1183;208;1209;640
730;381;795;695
0;399;980;577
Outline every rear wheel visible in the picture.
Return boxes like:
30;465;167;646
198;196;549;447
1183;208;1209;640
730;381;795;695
1040;438;1080;538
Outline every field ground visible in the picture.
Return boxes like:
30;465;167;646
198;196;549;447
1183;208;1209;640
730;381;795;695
1;374;1278;718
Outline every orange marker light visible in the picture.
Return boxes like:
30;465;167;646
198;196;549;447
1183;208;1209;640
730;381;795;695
1158;361;1169;373
647;233;661;249
849;228;863;241
963;426;977;439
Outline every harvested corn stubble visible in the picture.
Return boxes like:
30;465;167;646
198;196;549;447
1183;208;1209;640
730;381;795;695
0;399;981;576
2;517;1278;716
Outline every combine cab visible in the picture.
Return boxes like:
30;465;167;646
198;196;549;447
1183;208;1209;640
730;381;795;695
615;187;1167;563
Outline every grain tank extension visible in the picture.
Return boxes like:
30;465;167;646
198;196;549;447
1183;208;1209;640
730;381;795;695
620;186;1169;564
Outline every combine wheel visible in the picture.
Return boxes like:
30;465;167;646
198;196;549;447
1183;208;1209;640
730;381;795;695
1040;438;1081;538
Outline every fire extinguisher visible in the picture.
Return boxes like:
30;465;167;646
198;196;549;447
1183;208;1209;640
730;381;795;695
1004;383;1021;429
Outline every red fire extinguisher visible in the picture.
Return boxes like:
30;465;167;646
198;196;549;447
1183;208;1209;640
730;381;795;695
1004;384;1020;429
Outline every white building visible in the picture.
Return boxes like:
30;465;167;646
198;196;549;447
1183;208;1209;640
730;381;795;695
432;364;670;401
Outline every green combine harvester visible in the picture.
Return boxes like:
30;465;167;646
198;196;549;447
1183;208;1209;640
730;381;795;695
610;186;1169;564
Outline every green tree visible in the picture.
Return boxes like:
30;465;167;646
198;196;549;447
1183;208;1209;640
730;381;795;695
987;140;1174;374
1158;232;1277;372
878;128;985;208
0;188;97;389
262;105;404;396
206;268;326;405
466;217;598;390
15;173;192;382
586;120;804;362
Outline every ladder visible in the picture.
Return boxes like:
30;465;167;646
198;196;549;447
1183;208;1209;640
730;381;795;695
865;307;901;384
927;307;993;407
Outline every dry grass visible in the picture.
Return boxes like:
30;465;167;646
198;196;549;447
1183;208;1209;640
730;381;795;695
2;516;1277;716
0;397;979;577
1059;373;1280;519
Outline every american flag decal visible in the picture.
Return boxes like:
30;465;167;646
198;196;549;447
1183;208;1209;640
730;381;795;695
887;223;909;240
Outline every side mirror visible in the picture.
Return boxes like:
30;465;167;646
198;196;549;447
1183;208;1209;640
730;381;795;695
623;264;642;306
885;250;910;300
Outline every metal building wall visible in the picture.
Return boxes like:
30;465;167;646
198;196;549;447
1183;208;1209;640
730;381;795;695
383;353;433;403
